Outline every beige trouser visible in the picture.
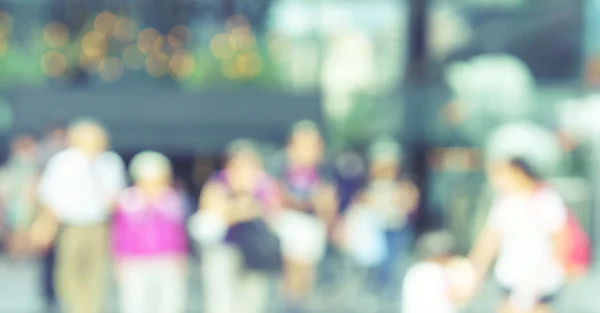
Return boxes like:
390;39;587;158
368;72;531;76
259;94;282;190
55;224;108;313
201;244;271;313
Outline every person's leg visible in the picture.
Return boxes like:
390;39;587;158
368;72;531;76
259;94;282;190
532;304;552;313
75;225;108;313
155;258;188;313
118;260;150;313
372;226;412;296
499;296;552;313
54;227;83;313
42;244;57;308
237;270;271;313
202;244;239;313
282;258;315;313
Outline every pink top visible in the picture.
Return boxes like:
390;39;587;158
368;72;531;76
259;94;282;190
111;187;188;259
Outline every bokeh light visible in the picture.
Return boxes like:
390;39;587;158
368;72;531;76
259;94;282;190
222;60;241;80
167;25;192;49
169;50;195;80
145;54;169;77
0;12;13;35
231;26;256;51
79;53;102;72
210;34;235;60
123;45;145;70
94;12;117;35
41;51;67;77
151;36;169;61
113;18;138;42
98;56;123;82
236;52;263;78
138;28;160;54
81;31;108;58
43;22;69;48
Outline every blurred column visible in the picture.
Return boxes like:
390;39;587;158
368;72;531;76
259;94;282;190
406;0;428;80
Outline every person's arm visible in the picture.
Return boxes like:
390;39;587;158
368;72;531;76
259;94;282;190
197;182;258;225
227;193;262;224
468;227;501;282
541;192;570;273
312;182;339;228
278;182;311;212
397;179;420;215
30;157;62;247
29;206;59;249
190;182;230;245
198;182;229;215
468;199;504;282
104;154;128;212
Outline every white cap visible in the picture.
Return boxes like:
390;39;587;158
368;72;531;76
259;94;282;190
129;151;172;181
368;136;402;163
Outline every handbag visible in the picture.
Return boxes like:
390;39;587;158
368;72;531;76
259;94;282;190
225;218;283;271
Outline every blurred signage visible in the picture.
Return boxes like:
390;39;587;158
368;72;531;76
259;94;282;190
8;88;322;155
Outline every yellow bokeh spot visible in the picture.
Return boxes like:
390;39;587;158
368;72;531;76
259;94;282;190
98;56;123;82
169;50;195;80
221;61;240;80
81;31;108;58
41;51;67;77
151;36;169;61
210;34;235;60
0;12;13;35
231;27;256;51
236;52;263;78
43;22;69;48
94;12;117;35
123;45;145;70
145;54;169;78
167;25;192;49
79;53;102;72
138;28;160;54
113;18;138;42
0;34;8;56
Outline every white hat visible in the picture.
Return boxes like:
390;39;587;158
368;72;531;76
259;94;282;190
129;151;172;180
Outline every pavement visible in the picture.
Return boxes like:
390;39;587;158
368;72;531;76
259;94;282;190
0;258;598;313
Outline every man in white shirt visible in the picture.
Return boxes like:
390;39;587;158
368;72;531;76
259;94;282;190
31;118;127;313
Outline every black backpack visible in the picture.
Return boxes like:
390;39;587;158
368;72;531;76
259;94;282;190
225;218;283;272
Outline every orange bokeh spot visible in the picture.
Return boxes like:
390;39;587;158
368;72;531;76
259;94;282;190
81;31;108;58
138;28;160;54
98;56;123;82
41;51;67;77
169;50;195;80
94;12;117;35
43;22;69;48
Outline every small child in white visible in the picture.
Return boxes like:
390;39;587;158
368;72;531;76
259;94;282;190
402;231;476;313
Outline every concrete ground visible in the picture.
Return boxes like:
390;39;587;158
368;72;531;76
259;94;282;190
0;258;598;313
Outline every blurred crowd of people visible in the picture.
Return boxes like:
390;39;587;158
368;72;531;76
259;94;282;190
0;116;588;313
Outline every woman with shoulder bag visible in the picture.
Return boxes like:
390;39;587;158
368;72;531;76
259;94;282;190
469;157;569;313
189;139;282;313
